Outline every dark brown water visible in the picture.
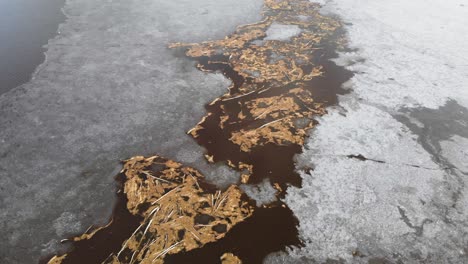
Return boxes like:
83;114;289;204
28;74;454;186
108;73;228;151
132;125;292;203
164;31;353;263
41;63;352;263
39;172;142;264
0;0;65;94
192;48;353;193
42;39;352;264
41;172;302;264
40;6;354;263
165;202;302;264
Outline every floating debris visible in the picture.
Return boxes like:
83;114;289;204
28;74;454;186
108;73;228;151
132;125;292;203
164;203;302;264
45;0;352;263
47;156;253;264
170;0;352;189
220;253;242;264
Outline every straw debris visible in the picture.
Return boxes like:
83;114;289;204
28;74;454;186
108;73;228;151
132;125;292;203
171;0;345;172
221;253;242;264
48;156;253;264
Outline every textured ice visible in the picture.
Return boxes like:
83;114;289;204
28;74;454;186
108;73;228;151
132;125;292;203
264;23;302;41
0;0;263;263
287;103;466;262
277;0;468;263
323;0;468;109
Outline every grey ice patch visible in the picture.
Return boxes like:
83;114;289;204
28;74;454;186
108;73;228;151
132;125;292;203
175;147;202;164
268;52;286;63
309;0;327;5
264;23;302;41
53;212;82;237
393;100;468;219
242;69;261;78
264;251;315;264
440;135;468;173
40;239;62;260
296;15;310;21
394;100;468;169
251;39;265;46
240;179;277;206
202;163;240;189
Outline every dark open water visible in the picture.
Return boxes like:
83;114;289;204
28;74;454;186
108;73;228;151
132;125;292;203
0;0;65;94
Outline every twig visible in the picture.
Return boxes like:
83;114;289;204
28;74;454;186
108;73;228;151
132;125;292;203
148;206;160;218
164;209;175;223
258;117;288;129
254;109;271;120
221;90;256;101
152;241;183;262
129;250;138;264
216;195;228;211
142;219;154;239
117;220;147;257
189;174;201;189
151;187;180;205
188;229;200;241
142;171;174;184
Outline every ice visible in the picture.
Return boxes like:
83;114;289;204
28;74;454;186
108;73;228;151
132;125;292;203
264;23;302;41
240;179;278;207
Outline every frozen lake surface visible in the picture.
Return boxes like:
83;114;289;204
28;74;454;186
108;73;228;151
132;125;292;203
1;0;468;263
0;0;263;262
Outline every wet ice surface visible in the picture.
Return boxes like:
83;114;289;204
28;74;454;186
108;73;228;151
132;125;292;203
0;0;263;263
272;0;468;263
